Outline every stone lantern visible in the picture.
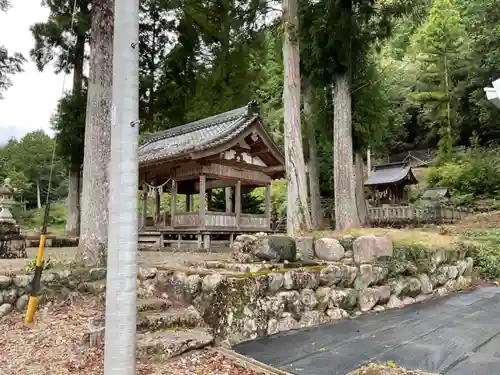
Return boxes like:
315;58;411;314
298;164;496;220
0;178;16;224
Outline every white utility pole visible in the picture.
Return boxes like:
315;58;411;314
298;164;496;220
103;0;139;373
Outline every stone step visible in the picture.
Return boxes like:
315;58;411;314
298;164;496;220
137;306;203;330
137;297;171;312
136;327;213;360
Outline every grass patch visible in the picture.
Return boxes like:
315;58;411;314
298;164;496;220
346;362;437;375
314;228;457;250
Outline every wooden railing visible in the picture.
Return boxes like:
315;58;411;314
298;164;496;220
367;205;470;223
174;212;200;227
139;211;270;230
240;213;269;229
206;212;238;227
271;204;473;232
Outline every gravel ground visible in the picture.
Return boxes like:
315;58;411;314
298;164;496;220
0;247;230;273
0;296;264;375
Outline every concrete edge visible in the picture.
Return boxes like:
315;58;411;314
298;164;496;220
213;347;293;375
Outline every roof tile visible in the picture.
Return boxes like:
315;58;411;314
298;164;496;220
138;104;259;164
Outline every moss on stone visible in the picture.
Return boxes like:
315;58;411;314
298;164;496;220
225;264;328;279
202;275;268;340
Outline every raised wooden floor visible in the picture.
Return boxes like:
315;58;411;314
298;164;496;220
138;228;275;250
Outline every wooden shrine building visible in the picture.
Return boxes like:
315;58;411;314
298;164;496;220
364;162;417;206
137;103;285;249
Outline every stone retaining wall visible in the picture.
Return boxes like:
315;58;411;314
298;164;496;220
0;267;104;318
0;234;476;348
25;236;78;248
137;235;476;345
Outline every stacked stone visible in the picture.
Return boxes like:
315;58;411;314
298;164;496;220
140;235;474;345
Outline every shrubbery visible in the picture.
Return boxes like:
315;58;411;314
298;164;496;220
12;202;67;231
426;148;500;206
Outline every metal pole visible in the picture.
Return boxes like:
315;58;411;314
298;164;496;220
103;0;139;373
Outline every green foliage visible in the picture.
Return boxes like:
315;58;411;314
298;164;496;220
464;231;500;279
51;89;86;168
409;0;468;163
24;254;75;273
30;0;91;75
251;180;288;217
211;187;265;214
16;203;67;232
0;131;66;209
426;148;500;202
0;0;24;99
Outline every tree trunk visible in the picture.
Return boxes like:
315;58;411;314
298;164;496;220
77;0;114;267
333;72;360;230
36;179;42;209
282;0;312;235
64;33;86;237
65;165;80;236
303;83;321;229
354;152;370;227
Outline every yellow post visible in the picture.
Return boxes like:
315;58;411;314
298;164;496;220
25;234;46;323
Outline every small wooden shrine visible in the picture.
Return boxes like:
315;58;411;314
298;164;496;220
138;102;285;249
364;162;417;206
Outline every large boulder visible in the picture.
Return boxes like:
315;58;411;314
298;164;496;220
352;236;393;264
295;236;314;260
231;233;297;262
314;238;345;261
268;235;297;262
353;236;393;264
358;288;380;312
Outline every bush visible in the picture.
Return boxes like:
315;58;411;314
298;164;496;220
470;243;500;280
14;203;67;231
465;230;500;279
426;147;500;203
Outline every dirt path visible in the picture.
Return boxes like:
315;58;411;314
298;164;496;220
0;247;230;274
0;297;263;375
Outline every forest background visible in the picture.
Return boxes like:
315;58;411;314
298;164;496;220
1;0;500;233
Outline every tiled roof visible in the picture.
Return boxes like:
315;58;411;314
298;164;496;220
139;103;260;164
365;162;417;186
422;187;449;198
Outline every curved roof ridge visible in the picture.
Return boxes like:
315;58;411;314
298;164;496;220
141;104;250;147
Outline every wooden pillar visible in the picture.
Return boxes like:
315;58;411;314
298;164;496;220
235;180;241;229
185;194;191;212
171;179;177;227
199;175;206;229
141;183;148;228
203;234;211;250
225;186;233;213
265;183;271;229
207;189;212;211
154;189;160;220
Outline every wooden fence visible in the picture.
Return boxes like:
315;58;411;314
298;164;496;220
272;204;473;231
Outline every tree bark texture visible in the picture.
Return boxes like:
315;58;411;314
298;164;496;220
282;0;312;235
303;83;321;229
333;73;360;230
354;152;370;227
65;34;86;236
65;166;81;236
78;0;114;267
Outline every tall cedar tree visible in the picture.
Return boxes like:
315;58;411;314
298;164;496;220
300;0;411;229
77;0;113;267
30;0;91;235
283;0;312;234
